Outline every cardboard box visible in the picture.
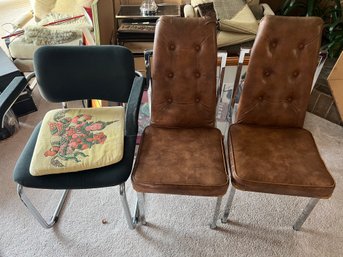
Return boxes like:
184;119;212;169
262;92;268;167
328;51;343;120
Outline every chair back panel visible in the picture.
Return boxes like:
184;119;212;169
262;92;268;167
236;16;323;127
34;45;135;103
151;16;217;128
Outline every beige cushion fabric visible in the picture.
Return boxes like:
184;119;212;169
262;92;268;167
217;30;255;47
30;107;124;176
33;0;56;21
184;4;196;17
9;37;80;59
191;0;213;7
219;4;258;34
33;0;93;21
52;0;93;16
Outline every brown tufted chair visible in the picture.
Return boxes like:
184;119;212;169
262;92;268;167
131;16;228;229
222;15;335;231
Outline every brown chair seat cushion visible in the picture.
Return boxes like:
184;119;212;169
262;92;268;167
228;124;335;198
132;126;228;196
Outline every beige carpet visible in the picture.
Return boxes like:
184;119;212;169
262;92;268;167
1;2;343;257
0;85;343;257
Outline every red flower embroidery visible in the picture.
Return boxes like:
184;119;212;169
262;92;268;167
45;110;116;167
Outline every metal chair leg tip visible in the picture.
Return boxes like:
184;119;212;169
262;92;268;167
221;218;228;224
210;224;217;229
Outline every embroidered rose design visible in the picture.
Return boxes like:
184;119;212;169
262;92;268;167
44;110;116;167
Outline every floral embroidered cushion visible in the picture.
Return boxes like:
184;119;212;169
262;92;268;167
30;107;124;176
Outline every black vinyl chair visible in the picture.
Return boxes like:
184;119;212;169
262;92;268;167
13;45;144;229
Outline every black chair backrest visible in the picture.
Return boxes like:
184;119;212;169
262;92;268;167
34;45;135;103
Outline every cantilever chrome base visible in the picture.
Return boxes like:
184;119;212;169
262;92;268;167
18;183;138;230
221;186;320;231
119;183;139;229
134;193;222;229
17;184;69;229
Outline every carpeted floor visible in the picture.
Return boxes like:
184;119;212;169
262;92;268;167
1;2;343;256
0;85;343;257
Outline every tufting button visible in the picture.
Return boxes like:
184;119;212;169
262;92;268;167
167;98;172;103
195;97;200;103
195;45;201;51
298;43;304;49
169;44;175;50
195;72;201;78
258;96;264;101
293;71;299;77
168;72;174;78
264;71;271;77
287;97;293;102
271;40;277;48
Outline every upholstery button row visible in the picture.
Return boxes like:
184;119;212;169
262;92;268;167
257;96;293;102
269;40;304;50
168;43;201;51
167;72;202;78
166;98;201;103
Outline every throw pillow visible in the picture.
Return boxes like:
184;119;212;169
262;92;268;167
197;3;216;20
246;0;262;19
213;0;258;35
30;107;125;176
213;0;245;20
191;0;213;7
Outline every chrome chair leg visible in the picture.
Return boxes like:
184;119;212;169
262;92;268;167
293;198;320;231
221;186;236;223
17;184;69;229
119;183;137;230
210;196;223;229
136;192;147;225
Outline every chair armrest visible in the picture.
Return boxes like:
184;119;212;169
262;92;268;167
184;4;196;18
0;76;27;128
125;76;145;136
260;3;275;16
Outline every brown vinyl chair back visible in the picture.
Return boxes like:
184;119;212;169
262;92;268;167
236;15;323;128
150;16;218;128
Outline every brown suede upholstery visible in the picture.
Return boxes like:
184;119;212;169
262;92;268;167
229;16;335;199
150;16;217;128
133;127;228;196
132;16;228;196
229;124;335;198
236;16;322;127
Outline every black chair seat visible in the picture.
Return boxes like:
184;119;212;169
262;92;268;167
14;123;137;189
